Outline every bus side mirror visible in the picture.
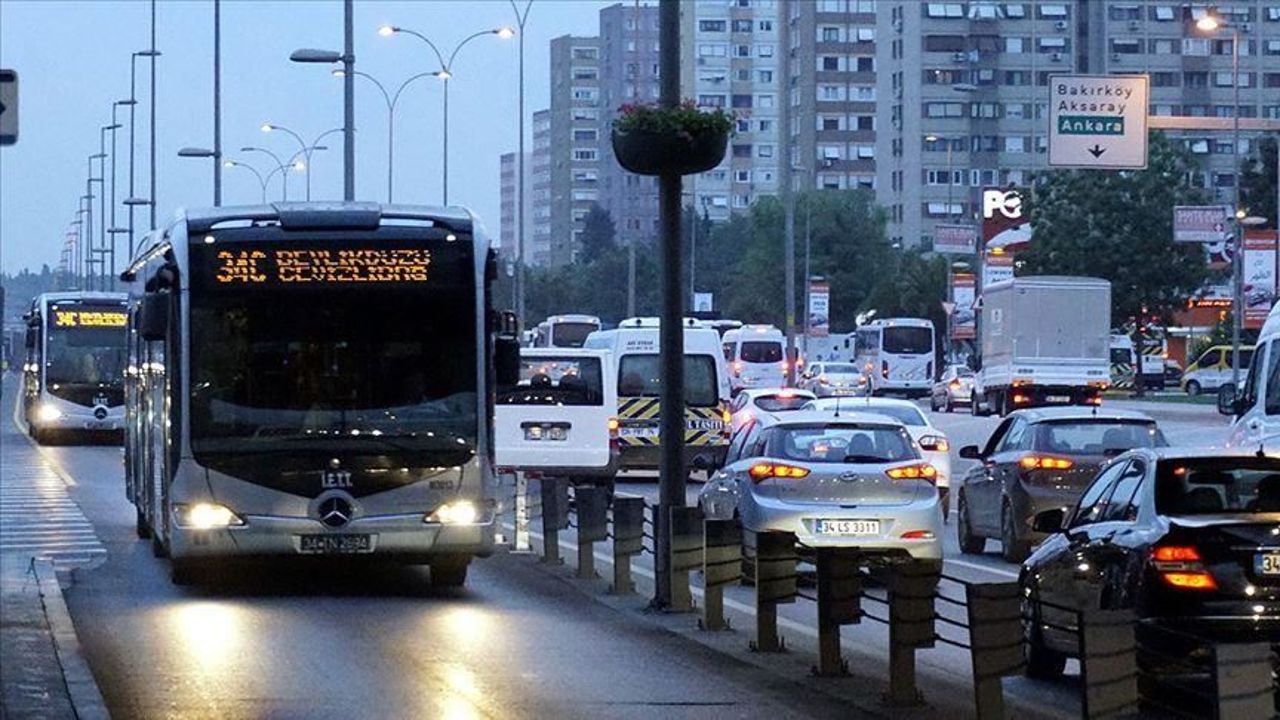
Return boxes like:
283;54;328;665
140;294;169;342
495;336;520;387
1217;385;1243;417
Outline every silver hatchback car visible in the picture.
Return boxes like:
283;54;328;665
698;411;943;561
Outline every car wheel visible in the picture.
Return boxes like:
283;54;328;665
1001;502;1030;564
1185;380;1201;396
431;558;470;588
957;492;986;554
1023;596;1067;679
135;506;152;540
944;394;954;413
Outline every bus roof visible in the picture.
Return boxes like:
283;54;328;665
179;202;479;234
33;291;128;306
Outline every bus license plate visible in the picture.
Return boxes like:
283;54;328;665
620;426;658;439
299;534;373;555
1046;395;1071;404
1254;553;1280;575
815;519;880;537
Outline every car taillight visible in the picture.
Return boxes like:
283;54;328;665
918;435;949;452
1018;456;1074;470
1152;545;1217;591
900;530;935;540
886;463;937;482
781;360;789;372
748;463;810;482
1013;393;1031;405
733;361;743;376
1086;395;1103;406
607;417;619;448
949;380;961;390
881;360;889;379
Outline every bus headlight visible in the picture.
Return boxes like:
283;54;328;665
36;403;64;423
174;503;245;529
427;501;479;525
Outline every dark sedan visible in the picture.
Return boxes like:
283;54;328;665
956;407;1165;562
1019;449;1280;679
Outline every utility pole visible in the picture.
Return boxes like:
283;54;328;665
653;0;684;611
343;0;355;201
780;5;796;386
149;0;157;229
212;0;222;206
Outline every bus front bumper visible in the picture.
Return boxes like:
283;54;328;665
169;513;496;562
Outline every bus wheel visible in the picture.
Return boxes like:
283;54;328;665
151;532;168;559
135;507;152;539
170;559;201;586
431;558;470;588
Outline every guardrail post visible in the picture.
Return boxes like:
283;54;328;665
1079;609;1138;719
574;485;608;579
751;530;797;653
1213;642;1273;720
965;581;1022;720
668;507;702;613
886;560;940;707
610;497;645;594
701;519;741;631
814;547;861;676
539;477;568;565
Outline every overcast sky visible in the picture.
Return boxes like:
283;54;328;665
0;0;612;274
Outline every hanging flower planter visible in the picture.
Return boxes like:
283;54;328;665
611;101;732;177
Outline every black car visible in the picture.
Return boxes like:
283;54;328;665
1020;449;1280;679
956;407;1165;563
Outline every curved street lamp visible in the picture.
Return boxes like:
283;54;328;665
259;124;342;200
379;24;514;204
223;159;269;203
332;68;437;202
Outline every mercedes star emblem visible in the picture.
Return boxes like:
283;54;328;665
318;497;353;528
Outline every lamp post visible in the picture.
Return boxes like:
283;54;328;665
242;146;293;201
177;147;221;205
331;69;436;202
509;0;533;324
149;0;158;230
379;24;514;205
287;44;356;201
127;49;160;261
1196;9;1244;389
223;159;269;203
259;124;341;200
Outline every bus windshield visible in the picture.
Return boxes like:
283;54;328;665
551;322;597;348
882;326;933;355
45;303;127;403
188;237;477;465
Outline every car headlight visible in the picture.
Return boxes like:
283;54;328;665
36;403;63;422
427;500;479;525
174;502;244;529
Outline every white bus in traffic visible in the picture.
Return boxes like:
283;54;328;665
853;318;936;397
531;314;601;348
21;292;129;444
121;203;519;586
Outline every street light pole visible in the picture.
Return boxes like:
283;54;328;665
149;0;158;230
213;0;222;207
509;0;533;324
333;69;436;202
242;146;291;200
1229;25;1243;391
224;159;268;203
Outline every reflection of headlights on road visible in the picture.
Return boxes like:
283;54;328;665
174;503;245;529
427;501;479;525
36;403;63;423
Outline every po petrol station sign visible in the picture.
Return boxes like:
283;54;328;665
1048;74;1148;170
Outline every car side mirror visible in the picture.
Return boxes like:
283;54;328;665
958;445;982;460
1217;385;1243;417
495;336;520;387
139;293;169;342
1032;507;1066;534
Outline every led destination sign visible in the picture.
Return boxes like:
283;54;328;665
213;247;432;284
52;308;127;328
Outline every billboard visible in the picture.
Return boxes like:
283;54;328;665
1173;205;1232;244
1244;230;1278;330
951;273;976;340
934;224;978;255
982;252;1014;289
807;278;830;337
982;188;1031;253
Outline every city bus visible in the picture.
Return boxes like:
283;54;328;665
121;203;518;586
21;292;129;444
531;313;601;348
853;318;936;397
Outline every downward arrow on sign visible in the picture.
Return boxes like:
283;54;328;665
1088;144;1106;159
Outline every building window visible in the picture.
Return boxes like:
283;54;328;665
698;94;727;107
572;67;598;80
1111;39;1140;55
758;19;773;31
757;44;774;57
757;69;774;83
1005;37;1024;53
1004;3;1026;18
852;86;875;101
732;94;753;108
572;108;598;121
1152;5;1175;21
732;19;753;33
1038;37;1068;53
732;144;753;158
757;145;774;158
820;145;842;160
925;3;964;18
925;102;966;118
572;170;598;182
573;149;597;161
571;87;598;102
1037;4;1069;18
697;43;727;57
736;119;750;133
1108;5;1141;20
820;26;841;42
573;129;598;142
572;189;598;201
819;85;845;101
757;94;775;108
757;119;773;132
857;57;874;72
699;19;726;32
572;47;598;60
856;115;874;130
735;170;751;183
857;28;874;42
924;35;966;52
821;116;841;131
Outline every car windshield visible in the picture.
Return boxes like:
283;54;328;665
754;394;811;412
822;363;858;375
858;404;927;427
740;341;782;363
498;356;604;406
552;322;597;348
771;423;918;464
1155;458;1280;515
883;327;932;355
950;366;973;378
1034;420;1164;456
618;354;719;406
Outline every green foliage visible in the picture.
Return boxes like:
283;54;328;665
612;101;735;137
1240;136;1277;229
1021;132;1211;323
578;204;617;264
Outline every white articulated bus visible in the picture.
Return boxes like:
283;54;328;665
531;314;601;348
121;203;519;586
22;292;129;444
853;318;936;397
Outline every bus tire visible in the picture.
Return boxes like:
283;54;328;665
135;506;152;539
431;558;469;588
151;532;168;559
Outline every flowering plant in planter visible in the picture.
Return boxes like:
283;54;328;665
611;100;733;176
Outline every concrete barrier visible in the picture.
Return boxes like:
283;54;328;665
965;581;1023;720
668;507;703;613
539;478;569;565
610;497;645;594
751;531;797;653
574;486;609;579
886;560;940;706
701;519;741;631
1080;610;1138;719
814;548;862;676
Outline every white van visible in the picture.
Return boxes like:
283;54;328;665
495;348;618;484
1223;302;1280;449
722;325;786;392
584;317;732;470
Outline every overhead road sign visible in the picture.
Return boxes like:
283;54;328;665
0;69;16;146
1048;74;1147;170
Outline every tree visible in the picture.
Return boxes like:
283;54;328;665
578;204;617;264
1021;132;1211;323
1240;135;1277;229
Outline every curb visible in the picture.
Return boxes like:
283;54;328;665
31;559;109;720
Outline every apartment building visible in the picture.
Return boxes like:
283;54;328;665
599;2;662;247
548;35;603;266
498;151;533;261
531;109;553;266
